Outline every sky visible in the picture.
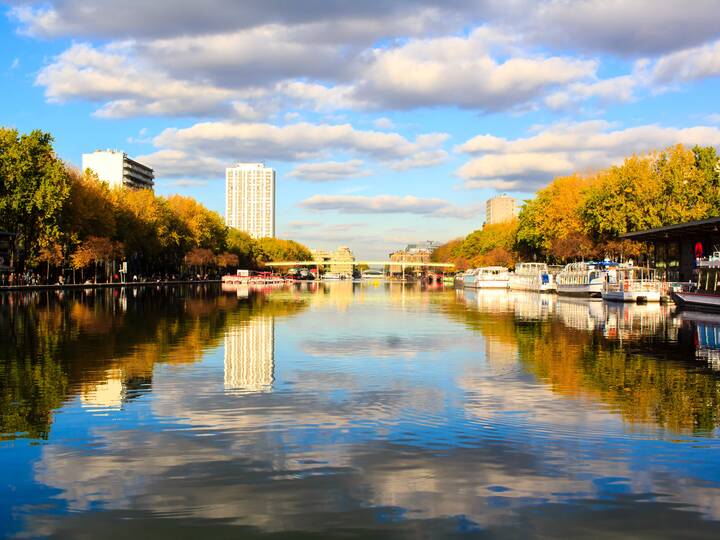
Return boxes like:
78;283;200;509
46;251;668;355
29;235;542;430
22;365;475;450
1;1;720;259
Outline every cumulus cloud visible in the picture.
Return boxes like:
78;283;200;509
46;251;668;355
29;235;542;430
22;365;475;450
299;194;480;219
36;43;244;118
134;149;228;178
456;120;720;191
640;39;720;85
9;1;478;40
544;75;637;110
288;160;370;181
148;121;449;168
373;117;395;130
524;0;720;56
355;28;596;111
13;1;720;58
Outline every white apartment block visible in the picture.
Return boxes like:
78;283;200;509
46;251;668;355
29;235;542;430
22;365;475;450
82;150;154;190
226;163;275;238
224;317;275;393
486;194;519;225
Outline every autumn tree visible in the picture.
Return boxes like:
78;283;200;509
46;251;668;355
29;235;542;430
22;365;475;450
255;237;312;264
516;174;592;259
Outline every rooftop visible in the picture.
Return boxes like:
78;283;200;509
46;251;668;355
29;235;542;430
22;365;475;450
621;216;720;241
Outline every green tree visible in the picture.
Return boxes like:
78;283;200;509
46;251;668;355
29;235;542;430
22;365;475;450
0;128;71;270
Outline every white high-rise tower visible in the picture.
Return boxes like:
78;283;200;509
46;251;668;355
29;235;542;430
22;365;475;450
225;163;275;238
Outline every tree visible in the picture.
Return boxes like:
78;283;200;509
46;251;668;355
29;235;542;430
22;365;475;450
226;229;257;268
255;237;312;264
0;128;71;270
184;247;215;275
36;242;64;282
517;174;592;258
216;252;239;271
167;195;227;253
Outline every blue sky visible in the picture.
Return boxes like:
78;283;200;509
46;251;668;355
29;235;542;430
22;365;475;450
2;1;720;258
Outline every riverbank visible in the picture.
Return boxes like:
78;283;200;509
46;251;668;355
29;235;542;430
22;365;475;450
0;279;222;292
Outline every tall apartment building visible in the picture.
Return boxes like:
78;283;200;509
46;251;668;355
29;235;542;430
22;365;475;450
486;194;519;225
226;163;275;238
82;150;154;190
224;317;275;393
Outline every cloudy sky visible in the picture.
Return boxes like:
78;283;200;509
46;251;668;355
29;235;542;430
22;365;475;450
2;1;720;258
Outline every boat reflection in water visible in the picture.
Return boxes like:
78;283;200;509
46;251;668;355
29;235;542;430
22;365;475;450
679;311;720;371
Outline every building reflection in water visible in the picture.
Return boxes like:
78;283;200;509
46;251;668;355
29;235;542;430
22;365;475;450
80;368;125;410
224;316;275;393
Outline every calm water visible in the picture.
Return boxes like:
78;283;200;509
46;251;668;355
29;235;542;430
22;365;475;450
3;283;720;538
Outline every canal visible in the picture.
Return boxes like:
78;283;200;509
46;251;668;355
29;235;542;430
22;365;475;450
2;283;720;538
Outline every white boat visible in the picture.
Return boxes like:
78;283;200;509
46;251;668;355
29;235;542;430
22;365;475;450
509;262;557;293
556;261;615;298
321;272;345;280
673;253;720;311
601;267;663;303
471;266;510;289
462;269;478;288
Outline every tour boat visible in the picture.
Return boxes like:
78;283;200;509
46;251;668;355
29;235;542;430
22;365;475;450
467;267;510;289
601;266;663;303
673;253;720;311
509;262;557;293
556;261;616;298
321;272;344;280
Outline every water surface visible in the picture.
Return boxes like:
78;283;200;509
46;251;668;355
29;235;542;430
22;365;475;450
2;283;720;538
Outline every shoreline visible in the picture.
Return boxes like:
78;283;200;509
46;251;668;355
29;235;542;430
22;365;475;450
0;279;222;292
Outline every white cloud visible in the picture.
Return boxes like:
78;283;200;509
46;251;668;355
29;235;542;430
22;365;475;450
373;117;395;129
288;160;370;181
641;39;720;85
524;0;720;56
149;121;449;168
134;149;227;178
544;75;637;110
36;43;242;118
10;58;20;69
299;194;480;219
456;120;720;191
355;28;597;111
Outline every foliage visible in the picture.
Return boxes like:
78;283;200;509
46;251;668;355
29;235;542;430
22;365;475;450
433;144;720;265
0;128;71;269
255;237;313;264
0;127;312;280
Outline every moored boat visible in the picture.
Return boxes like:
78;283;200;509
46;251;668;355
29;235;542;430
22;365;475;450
557;261;616;298
673;253;720;311
509;262;556;293
601;266;663;303
472;266;510;289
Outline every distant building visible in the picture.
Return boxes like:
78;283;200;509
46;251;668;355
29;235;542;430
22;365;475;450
82;149;154;190
388;241;438;273
311;246;356;274
226;163;275;239
224;317;275;393
486;194;519;225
